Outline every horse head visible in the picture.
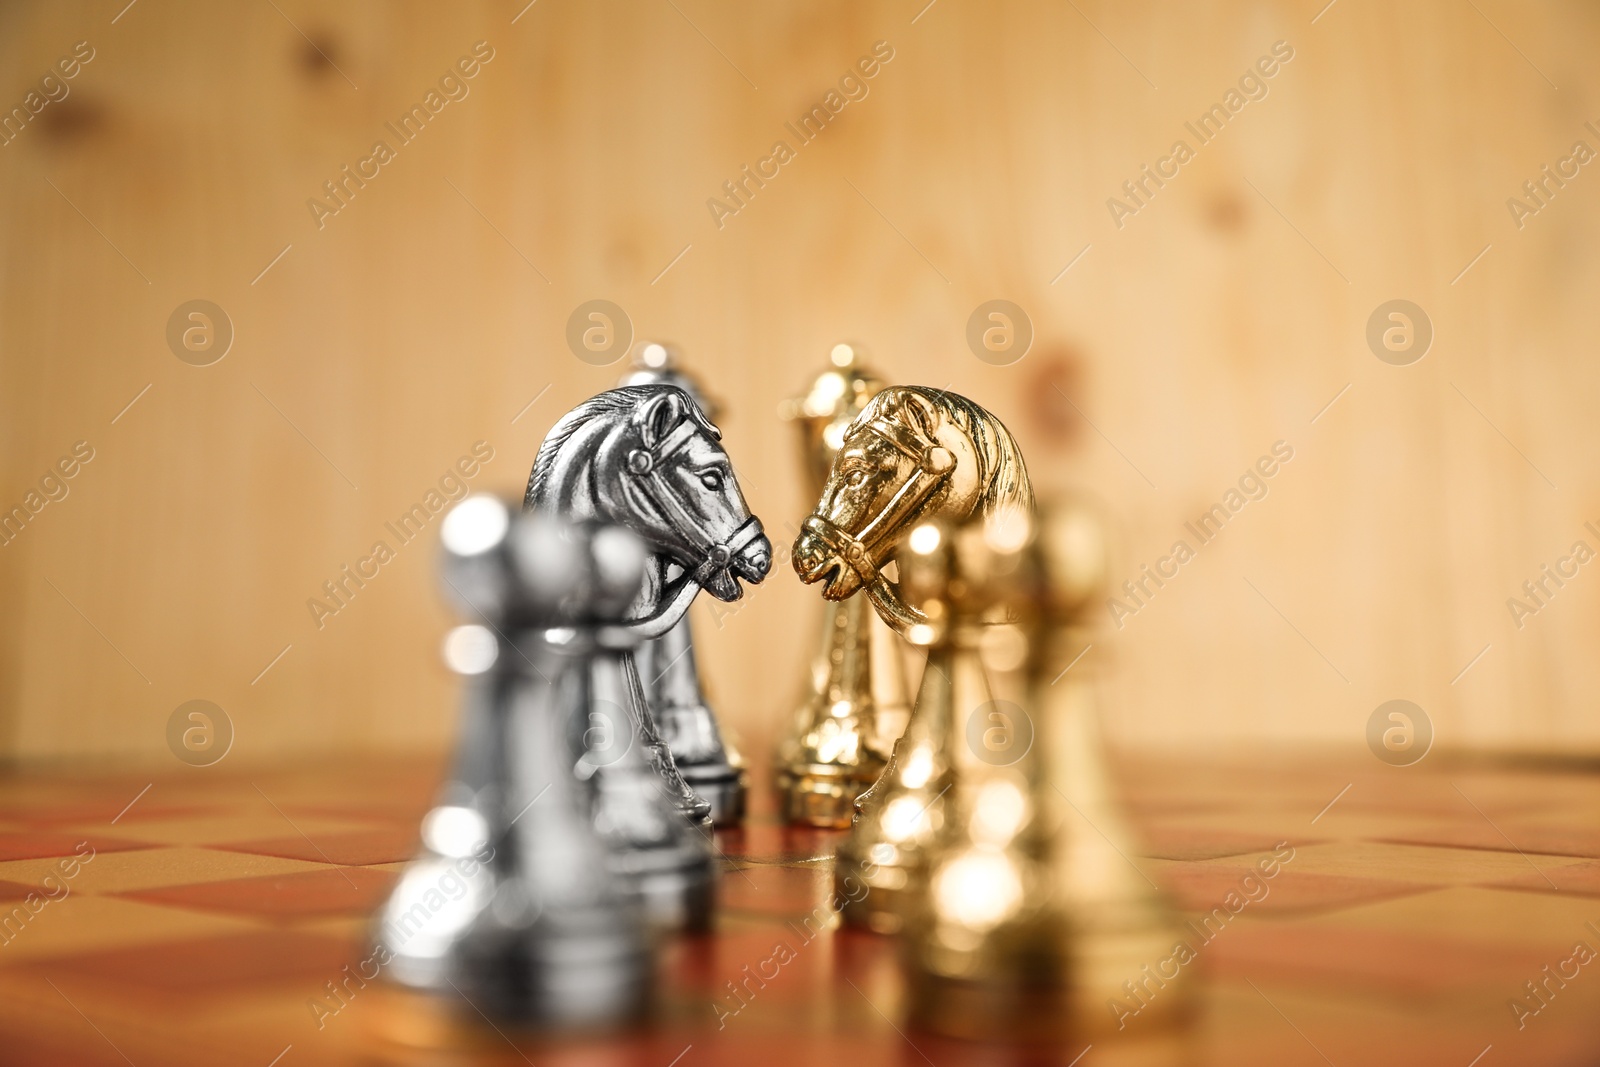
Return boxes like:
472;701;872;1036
527;385;771;612
791;385;1033;632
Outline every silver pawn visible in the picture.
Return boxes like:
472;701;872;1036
371;497;652;1029
511;510;712;933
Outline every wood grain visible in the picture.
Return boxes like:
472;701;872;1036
1;0;1596;762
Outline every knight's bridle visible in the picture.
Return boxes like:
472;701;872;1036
802;416;954;586
622;417;764;587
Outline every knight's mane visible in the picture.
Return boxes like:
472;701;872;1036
524;385;717;509
876;385;1035;516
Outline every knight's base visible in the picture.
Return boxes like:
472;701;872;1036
680;766;746;827
776;764;881;829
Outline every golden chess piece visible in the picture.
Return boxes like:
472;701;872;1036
901;499;1195;1045
775;344;912;827
831;515;1018;933
791;383;1034;929
790;384;1033;632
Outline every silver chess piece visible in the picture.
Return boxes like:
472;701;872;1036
618;342;749;825
371;496;651;1029
526;381;771;829
581;594;716;933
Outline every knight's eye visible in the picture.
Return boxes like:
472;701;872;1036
846;470;868;487
698;470;724;492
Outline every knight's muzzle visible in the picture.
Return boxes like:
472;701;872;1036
733;532;772;583
791;527;831;583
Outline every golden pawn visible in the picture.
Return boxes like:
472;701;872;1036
774;344;911;827
833;515;1016;933
901;499;1195;1045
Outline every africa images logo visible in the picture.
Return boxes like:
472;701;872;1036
705;40;896;230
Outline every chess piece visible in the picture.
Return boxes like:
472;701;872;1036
901;499;1194;1043
775;344;912;827
791;385;1033;634
791;385;1034;931
632;625;745;827
830;521;952;933
498;506;712;934
619;340;722;417
618;342;747;826
371;496;651;1029
527;385;772;828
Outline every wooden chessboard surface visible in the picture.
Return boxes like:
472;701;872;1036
1;748;1598;1066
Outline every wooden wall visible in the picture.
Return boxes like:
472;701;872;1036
2;0;1597;765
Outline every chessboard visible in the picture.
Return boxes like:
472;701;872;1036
1;748;1597;1066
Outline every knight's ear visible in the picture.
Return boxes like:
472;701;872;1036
899;390;941;442
636;389;686;448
